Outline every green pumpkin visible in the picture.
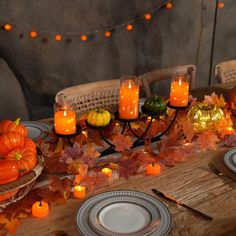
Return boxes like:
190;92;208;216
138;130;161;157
142;96;166;116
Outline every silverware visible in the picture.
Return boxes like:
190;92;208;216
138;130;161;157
151;189;212;220
208;163;224;176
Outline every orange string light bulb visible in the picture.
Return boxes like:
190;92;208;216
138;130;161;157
104;31;111;38
166;2;173;9
126;24;133;31
218;2;224;9
55;34;62;41
80;35;87;41
3;24;12;31
30;31;37;38
144;13;152;20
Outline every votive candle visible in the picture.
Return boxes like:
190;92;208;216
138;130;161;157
102;167;113;179
169;75;189;107
32;201;49;218
54;105;76;135
119;76;139;119
74;185;86;199
146;163;161;175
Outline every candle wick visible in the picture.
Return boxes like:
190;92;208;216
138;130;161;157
39;201;42;207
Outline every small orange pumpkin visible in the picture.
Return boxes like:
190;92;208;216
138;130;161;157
6;147;37;175
0;132;25;156
0;118;28;137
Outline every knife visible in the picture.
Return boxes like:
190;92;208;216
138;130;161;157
152;189;212;220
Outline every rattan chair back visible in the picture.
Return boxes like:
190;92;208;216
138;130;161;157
215;59;236;83
55;80;121;115
140;65;196;97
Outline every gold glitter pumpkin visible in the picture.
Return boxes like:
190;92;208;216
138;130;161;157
187;103;225;132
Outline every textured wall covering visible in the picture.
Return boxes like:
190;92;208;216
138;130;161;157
0;0;234;120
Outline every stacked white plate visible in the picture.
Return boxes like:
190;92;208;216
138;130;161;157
224;148;236;173
76;190;172;236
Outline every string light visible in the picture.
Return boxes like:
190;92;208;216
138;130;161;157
55;34;62;41
144;13;152;20
0;1;173;42
218;2;224;9
30;31;37;38
166;2;173;9
80;34;87;41
126;24;133;31
3;23;12;31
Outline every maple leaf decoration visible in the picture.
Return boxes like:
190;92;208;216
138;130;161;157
112;134;133;152
204;92;226;108
224;133;236;147
196;131;220;151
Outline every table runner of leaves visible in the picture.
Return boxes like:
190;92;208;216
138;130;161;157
1;92;236;235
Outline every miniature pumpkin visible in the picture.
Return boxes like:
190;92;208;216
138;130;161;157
87;108;111;127
6;146;37;175
0;118;28;137
187;102;225;132
0;160;19;184
142;95;166;116
0;132;25;156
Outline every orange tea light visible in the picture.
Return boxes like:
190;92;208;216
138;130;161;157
146;163;161;175
226;127;234;135
54;109;76;135
74;185;86;199
102;167;113;179
32;201;49;218
169;76;189;107
119;77;139;119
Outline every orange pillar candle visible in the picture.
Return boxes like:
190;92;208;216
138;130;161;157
169;75;189;107
32;201;49;218
74;185;86;199
119;76;139;119
102;167;113;179
54;104;76;135
146;163;161;175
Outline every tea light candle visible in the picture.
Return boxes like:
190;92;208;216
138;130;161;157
119;77;139;119
169;75;189;107
146;163;161;175
54;109;76;135
226;127;234;135
74;185;86;199
32;201;49;218
102;167;113;179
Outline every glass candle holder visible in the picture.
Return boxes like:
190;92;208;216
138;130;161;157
119;76;139;119
169;74;189;107
54;102;76;135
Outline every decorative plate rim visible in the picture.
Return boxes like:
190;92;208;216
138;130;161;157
75;190;172;236
224;148;236;173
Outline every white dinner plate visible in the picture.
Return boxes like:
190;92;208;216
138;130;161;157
76;190;172;236
224;148;236;173
21;121;52;141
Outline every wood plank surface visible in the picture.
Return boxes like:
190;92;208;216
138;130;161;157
14;147;236;236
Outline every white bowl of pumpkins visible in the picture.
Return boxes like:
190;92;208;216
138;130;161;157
0;118;44;207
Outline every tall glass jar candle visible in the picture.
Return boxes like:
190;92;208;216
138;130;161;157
169;74;189;107
119;76;139;119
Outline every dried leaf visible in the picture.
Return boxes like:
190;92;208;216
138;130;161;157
80;146;100;168
196;131;220;151
204;92;226;108
59;143;83;164
82;173;109;192
224;134;236;147
112;134;133;152
118;157;139;179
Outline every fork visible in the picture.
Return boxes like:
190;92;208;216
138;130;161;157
208;163;224;176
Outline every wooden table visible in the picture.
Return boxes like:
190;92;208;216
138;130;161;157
13;147;236;236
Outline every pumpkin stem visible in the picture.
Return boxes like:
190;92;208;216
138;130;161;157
14;118;21;125
15;152;22;161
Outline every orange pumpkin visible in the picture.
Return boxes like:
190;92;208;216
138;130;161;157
0;132;25;156
6;147;37;175
0;118;28;137
0;160;19;184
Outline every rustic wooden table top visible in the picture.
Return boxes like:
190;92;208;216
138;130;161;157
14;146;236;236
